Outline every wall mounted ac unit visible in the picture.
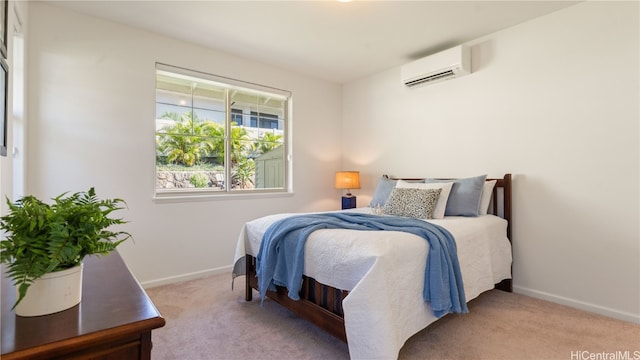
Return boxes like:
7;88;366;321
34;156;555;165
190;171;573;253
401;45;471;87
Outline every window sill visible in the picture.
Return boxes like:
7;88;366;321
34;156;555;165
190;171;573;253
152;189;294;203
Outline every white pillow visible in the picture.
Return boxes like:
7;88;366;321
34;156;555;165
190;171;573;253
396;180;453;219
479;180;497;215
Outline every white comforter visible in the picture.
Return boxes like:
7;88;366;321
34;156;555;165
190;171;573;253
232;208;512;360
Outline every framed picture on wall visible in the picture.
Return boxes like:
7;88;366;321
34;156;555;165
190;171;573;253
0;57;7;157
0;0;6;59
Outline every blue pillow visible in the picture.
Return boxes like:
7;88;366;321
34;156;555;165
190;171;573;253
370;177;397;207
424;175;487;216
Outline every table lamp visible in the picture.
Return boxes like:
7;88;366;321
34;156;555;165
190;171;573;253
335;171;361;209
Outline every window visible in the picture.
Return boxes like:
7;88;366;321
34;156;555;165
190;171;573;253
155;63;291;198
251;111;280;129
231;108;243;126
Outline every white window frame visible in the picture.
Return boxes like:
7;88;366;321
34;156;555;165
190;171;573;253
153;63;292;201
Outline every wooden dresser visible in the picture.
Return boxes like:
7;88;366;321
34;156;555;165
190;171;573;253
1;251;166;359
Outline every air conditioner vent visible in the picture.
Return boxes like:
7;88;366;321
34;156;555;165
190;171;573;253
404;69;456;87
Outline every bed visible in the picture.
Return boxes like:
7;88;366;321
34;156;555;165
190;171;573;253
232;174;512;359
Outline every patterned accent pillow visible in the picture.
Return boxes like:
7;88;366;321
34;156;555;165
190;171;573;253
382;188;442;219
396;180;453;219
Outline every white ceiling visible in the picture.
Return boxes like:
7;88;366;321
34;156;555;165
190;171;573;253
47;0;580;84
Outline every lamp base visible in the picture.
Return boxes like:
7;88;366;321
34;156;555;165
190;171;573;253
341;195;357;210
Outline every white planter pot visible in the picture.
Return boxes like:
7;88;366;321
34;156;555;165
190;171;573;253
15;263;83;317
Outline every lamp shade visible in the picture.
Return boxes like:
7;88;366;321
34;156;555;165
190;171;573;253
335;171;361;190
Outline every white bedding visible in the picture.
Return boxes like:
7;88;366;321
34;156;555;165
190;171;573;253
232;207;512;360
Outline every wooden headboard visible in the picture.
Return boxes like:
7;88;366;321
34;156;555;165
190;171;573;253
385;173;512;242
490;174;512;241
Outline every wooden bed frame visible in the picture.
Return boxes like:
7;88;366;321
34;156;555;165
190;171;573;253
245;173;512;342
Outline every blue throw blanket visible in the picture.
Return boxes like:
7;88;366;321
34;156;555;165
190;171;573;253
256;212;468;318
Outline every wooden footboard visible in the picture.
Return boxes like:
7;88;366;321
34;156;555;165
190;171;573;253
245;173;513;343
245;254;348;342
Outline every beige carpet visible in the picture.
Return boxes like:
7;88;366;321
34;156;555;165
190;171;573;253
145;272;639;360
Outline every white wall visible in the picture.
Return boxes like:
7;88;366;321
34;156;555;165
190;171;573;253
26;3;343;285
342;2;639;323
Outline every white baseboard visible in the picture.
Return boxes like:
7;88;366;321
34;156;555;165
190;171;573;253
141;265;233;289
513;285;640;324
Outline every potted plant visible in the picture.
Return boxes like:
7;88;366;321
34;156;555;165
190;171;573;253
0;188;131;316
